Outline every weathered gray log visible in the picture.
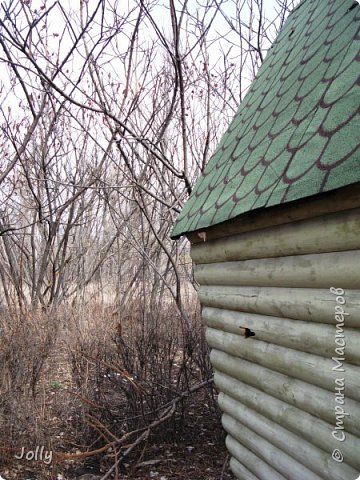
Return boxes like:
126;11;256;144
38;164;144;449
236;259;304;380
229;456;260;480
195;250;360;289
203;307;360;365
206;328;360;401
220;397;358;480
216;371;360;470
210;349;360;437
191;208;360;264
226;435;287;480
199;286;360;328
221;413;324;480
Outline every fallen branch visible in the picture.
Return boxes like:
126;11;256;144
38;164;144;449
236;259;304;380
47;377;213;466
99;403;176;480
99;377;214;479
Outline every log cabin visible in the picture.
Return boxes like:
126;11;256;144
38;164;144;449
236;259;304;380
171;0;360;478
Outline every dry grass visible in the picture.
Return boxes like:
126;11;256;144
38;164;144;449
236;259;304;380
0;309;59;446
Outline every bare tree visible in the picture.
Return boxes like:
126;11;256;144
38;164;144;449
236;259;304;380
0;0;300;472
0;0;298;327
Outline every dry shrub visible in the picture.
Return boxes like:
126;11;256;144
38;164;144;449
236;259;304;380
0;295;214;475
0;308;60;454
66;297;213;449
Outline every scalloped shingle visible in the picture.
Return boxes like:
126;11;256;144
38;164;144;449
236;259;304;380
171;0;360;238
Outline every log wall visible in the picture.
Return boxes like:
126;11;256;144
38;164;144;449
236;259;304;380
190;205;360;480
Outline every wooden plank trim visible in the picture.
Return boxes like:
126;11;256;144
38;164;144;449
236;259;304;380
186;183;360;244
191;208;360;264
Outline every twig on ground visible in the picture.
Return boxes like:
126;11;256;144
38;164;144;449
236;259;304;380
48;377;214;467
99;404;175;480
220;453;230;479
99;377;214;479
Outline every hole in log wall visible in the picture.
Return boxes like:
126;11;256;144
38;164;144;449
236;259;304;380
239;327;255;338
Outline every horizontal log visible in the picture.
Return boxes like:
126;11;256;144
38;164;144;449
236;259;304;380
216;371;360;470
211;349;360;437
226;435;287;480
187;184;360;244
229;457;260;480
203;307;360;365
206;328;360;401
195;250;360;289
220;397;358;480
191;208;360;263
221;413;324;480
199;286;360;328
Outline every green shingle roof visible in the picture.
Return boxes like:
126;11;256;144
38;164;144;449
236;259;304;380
171;0;360;239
